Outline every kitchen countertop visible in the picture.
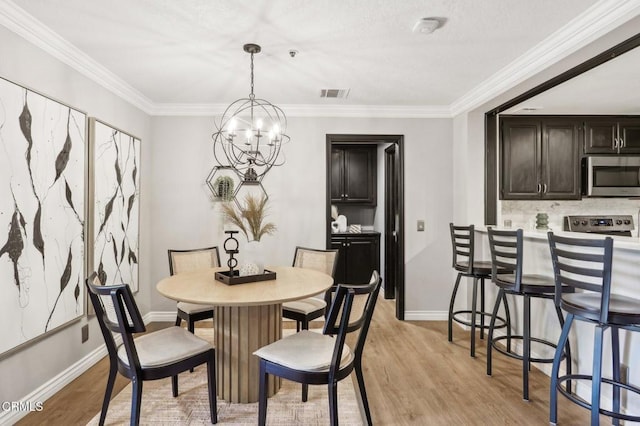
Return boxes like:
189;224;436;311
330;231;381;236
476;226;640;251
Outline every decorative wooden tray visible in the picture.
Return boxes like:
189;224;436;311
215;269;276;285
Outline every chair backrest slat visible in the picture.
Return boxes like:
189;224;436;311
557;262;604;279
488;228;523;291
554;247;604;263
449;223;475;273
548;232;613;324
557;275;603;293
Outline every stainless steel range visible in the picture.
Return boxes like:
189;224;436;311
564;215;635;236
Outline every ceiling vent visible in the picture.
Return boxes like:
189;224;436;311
320;89;350;99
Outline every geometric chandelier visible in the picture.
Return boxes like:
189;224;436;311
210;43;290;184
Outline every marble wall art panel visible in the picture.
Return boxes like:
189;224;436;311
89;118;140;292
0;77;86;357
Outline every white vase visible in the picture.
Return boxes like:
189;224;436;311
239;240;264;276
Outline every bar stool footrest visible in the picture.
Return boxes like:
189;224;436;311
491;335;563;363
452;310;507;330
556;374;640;423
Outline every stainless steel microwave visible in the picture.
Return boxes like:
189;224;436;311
584;156;640;197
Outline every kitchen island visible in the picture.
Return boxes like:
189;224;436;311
473;227;640;413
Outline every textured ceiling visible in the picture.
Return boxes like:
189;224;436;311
506;44;640;115
8;0;633;113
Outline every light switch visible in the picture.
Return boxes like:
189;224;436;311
417;220;425;232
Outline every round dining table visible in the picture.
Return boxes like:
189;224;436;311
156;265;334;403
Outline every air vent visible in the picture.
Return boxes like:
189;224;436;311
320;89;350;98
514;106;542;112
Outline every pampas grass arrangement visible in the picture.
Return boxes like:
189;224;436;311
220;193;276;242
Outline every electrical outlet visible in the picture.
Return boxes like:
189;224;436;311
81;324;89;343
417;220;425;232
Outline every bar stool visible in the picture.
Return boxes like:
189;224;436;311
448;223;508;357
486;228;572;401
548;232;640;425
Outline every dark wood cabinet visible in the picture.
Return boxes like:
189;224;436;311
330;233;380;285
584;117;640;154
330;145;376;205
500;116;581;200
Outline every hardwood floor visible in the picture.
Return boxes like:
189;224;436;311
18;297;592;425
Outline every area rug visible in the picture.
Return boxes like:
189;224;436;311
87;328;363;425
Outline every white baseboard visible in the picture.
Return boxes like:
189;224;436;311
145;310;178;323
0;314;161;425
0;338;112;425
404;310;448;321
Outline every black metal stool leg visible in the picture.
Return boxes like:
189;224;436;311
591;325;606;426
550;313;573;425
554;304;571;394
480;277;486;340
523;295;531;401
612;327;621;426
470;276;479;357
487;288;504;376
448;273;462;342
503;292;512;353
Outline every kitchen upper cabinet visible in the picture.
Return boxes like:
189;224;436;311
584;117;640;154
330;145;376;205
330;233;380;285
501;117;581;200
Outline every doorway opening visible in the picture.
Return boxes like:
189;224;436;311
325;134;405;320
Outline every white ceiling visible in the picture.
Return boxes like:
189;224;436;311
4;0;640;116
506;45;640;115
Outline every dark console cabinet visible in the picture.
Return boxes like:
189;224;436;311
330;233;380;285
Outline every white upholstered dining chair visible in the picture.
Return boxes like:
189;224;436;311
282;246;339;331
167;246;220;333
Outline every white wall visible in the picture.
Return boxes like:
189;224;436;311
0;25;152;405
0;20;454;409
9;7;638;416
149;116;453;315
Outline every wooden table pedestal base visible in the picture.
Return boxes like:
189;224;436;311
214;304;282;403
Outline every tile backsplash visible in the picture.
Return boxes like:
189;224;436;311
500;199;640;235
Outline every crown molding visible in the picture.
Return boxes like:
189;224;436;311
0;0;155;114
450;0;640;116
2;0;638;119
151;102;453;118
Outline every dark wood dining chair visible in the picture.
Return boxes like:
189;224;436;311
255;270;381;426
168;246;220;333
86;273;217;425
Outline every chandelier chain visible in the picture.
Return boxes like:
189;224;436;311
249;52;255;100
